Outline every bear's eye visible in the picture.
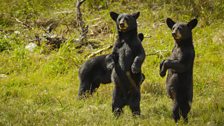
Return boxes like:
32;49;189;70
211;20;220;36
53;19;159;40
118;18;125;22
124;17;128;21
177;27;182;31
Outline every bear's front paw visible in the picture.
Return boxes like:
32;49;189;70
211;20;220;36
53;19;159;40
160;70;166;77
159;60;167;77
106;55;115;70
160;60;165;70
131;65;140;73
107;62;115;70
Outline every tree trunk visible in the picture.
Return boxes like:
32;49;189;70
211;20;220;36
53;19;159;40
76;0;88;43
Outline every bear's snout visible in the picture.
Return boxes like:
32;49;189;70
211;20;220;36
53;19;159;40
172;32;176;37
172;29;181;40
119;22;125;28
118;19;128;31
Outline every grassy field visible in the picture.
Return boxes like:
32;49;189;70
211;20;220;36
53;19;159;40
0;0;224;125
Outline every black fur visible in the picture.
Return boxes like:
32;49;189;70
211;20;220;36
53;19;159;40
78;54;112;98
108;11;145;116
78;33;145;98
160;18;198;123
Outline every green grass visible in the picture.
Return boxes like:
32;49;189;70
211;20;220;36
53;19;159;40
0;0;224;125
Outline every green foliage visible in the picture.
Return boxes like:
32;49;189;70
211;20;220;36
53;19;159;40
0;38;11;52
0;0;224;125
85;0;109;9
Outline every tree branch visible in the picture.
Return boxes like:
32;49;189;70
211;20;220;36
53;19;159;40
15;18;31;29
76;0;88;43
87;45;113;59
146;50;169;57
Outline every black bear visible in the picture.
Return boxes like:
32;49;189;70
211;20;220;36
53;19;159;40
160;18;198;123
108;11;145;116
78;33;145;98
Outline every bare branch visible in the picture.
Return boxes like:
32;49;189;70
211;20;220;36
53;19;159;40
15;18;31;29
78;0;85;5
76;0;88;43
146;50;169;57
87;45;113;59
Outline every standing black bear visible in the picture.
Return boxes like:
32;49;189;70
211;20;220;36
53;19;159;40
160;18;198;123
108;11;145;116
78;33;145;98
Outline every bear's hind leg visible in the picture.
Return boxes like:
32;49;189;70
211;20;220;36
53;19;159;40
90;82;100;94
180;100;191;123
112;89;125;117
172;101;180;123
78;81;92;98
129;91;141;116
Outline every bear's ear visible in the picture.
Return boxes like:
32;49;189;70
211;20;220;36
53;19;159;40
166;18;175;29
132;12;140;19
138;33;144;42
187;18;198;29
110;12;119;21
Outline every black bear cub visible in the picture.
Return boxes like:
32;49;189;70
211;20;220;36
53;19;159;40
108;11;145;117
78;33;145;98
160;18;198;123
78;54;112;97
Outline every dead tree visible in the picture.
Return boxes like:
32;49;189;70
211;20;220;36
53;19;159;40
76;0;88;43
